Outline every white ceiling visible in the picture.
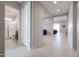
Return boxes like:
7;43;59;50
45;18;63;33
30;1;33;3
5;1;71;19
40;1;72;17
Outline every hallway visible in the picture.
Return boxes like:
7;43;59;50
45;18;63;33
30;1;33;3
5;33;77;57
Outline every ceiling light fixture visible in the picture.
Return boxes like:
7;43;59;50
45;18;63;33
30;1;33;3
57;9;60;12
53;1;57;4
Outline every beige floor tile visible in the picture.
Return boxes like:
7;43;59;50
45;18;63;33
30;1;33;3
5;33;78;57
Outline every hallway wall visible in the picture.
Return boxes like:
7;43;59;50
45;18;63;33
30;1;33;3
21;2;31;50
42;8;53;36
68;2;73;49
31;1;53;48
68;1;77;50
31;1;44;48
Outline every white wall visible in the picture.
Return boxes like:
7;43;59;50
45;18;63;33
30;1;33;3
43;10;53;35
43;17;53;35
68;2;77;50
68;2;73;49
21;2;30;50
31;1;53;48
31;1;44;48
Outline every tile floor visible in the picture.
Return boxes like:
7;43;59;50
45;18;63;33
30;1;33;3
5;33;78;57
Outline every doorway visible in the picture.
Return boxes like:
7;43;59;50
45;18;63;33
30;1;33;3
5;5;21;55
53;15;68;48
53;23;60;33
5;1;31;57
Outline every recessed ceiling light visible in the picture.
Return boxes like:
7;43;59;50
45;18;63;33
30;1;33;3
53;1;57;4
57;9;60;12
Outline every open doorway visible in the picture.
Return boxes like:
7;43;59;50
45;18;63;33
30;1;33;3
53;23;60;33
53;15;68;48
5;1;31;57
5;5;21;55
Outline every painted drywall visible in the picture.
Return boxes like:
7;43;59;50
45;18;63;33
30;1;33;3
68;2;77;50
31;1;53;48
43;18;53;35
0;2;5;57
68;2;73;49
43;9;53;35
31;1;44;48
21;2;30;50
